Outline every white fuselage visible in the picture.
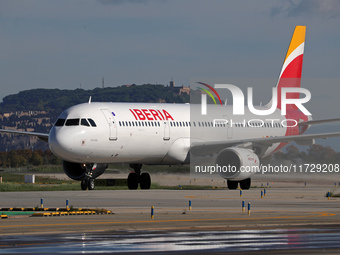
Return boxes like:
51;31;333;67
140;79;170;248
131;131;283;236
48;102;294;165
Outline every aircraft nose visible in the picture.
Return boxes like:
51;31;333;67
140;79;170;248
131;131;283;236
49;126;75;161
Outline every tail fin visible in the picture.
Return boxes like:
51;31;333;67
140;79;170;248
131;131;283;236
267;26;306;110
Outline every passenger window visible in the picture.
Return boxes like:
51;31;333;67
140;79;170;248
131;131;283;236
55;118;66;127
81;118;90;127
65;119;80;126
88;119;97;127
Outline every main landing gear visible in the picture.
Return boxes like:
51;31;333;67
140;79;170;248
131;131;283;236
127;164;151;190
227;178;251;190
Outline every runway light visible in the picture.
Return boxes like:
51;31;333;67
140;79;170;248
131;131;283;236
264;189;266;196
242;200;245;212
240;189;242;197
327;192;331;200
261;190;263;198
305;182;307;188
189;200;192;211
40;198;43;209
151;206;154;219
248;203;251;215
66;199;69;210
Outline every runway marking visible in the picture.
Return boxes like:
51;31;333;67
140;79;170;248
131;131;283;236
0;212;335;229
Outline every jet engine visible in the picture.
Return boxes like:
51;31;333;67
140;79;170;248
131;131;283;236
215;147;259;180
63;161;107;181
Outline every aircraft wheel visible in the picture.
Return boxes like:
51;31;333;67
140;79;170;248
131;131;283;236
140;172;151;190
239;178;251;190
128;172;139;190
88;179;95;190
227;180;238;190
81;180;88;190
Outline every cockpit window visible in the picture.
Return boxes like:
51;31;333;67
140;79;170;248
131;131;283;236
81;118;90;127
55;118;66;127
65;118;80;126
88;118;97;127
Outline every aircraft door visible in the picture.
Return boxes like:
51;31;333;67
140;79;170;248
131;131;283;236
163;121;170;140
223;115;233;139
101;109;117;141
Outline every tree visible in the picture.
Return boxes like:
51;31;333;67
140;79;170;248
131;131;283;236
307;144;337;163
8;150;19;168
30;151;43;166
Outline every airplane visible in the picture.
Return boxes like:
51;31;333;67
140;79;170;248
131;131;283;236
1;25;340;191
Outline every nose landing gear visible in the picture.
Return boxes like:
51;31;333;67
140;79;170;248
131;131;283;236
80;164;96;190
81;179;95;190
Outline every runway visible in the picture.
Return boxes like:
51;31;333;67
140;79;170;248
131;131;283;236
1;175;340;254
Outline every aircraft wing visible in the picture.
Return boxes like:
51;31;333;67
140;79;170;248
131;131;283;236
190;132;340;156
0;129;49;143
299;118;340;126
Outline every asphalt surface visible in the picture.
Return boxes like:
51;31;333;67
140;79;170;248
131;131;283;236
1;175;340;254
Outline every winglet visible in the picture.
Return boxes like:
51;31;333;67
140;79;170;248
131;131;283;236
88;96;92;104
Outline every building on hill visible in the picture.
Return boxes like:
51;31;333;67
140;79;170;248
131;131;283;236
179;85;190;95
168;80;190;95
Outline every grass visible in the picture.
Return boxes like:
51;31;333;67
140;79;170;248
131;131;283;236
0;173;74;184
0;165;64;173
0;172;222;192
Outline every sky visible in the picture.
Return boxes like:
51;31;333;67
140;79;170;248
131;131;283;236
1;0;340;149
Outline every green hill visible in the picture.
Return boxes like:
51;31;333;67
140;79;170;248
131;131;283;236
0;84;190;114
